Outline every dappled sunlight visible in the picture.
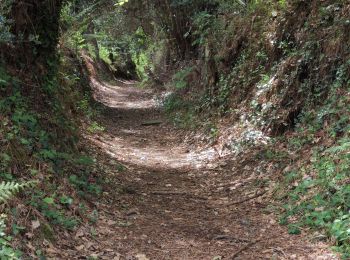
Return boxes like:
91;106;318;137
83;77;338;260
89;79;219;169
90;78;157;109
91;131;218;169
2;0;347;258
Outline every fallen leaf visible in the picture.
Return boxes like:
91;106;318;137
26;242;35;251
107;220;117;225
75;228;85;238
135;253;149;260
32;220;40;230
113;254;121;260
75;245;85;251
25;232;34;239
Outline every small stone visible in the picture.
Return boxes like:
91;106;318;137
243;165;252;171
283;165;292;173
135;253;149;260
32;220;40;230
219;162;228;167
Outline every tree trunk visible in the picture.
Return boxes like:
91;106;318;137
6;0;63;71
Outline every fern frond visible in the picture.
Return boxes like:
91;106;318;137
0;181;37;204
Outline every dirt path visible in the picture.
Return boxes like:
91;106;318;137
55;79;337;259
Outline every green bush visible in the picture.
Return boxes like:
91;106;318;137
172;67;193;90
282;137;350;257
0;214;22;259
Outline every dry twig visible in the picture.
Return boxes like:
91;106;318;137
227;190;267;206
231;238;261;259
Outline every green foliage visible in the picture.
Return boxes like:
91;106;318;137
191;11;215;46
203;121;219;140
0;16;101;252
130;27;153;80
117;0;129;6
163;93;184;113
61;0;155;81
0;214;22;259
0;1;14;43
29;191;79;230
280;68;350;257
69;174;101;196
1;63;82;175
282;137;350;257
216;75;233;115
172;67;193;90
87;121;105;134
2;0;350;257
0;16;13;43
0;181;36;204
60;1;76;29
236;0;286;14
0;1;107;256
99;46;112;64
163;93;198;129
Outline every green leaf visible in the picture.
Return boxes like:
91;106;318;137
60;196;73;205
288;224;301;235
43;197;54;205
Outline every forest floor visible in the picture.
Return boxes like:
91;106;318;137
50;77;338;260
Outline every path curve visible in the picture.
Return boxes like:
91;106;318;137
54;78;338;260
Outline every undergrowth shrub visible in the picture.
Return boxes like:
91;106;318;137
172;67;193;90
164;1;350;256
0;30;101;254
281;137;350;257
0;214;21;259
280;63;350;257
163;93;198;129
0;181;36;204
29;191;79;231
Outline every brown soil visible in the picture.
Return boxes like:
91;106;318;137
51;78;338;260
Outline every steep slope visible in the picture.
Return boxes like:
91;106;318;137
158;0;350;257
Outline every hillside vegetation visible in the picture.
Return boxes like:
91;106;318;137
0;0;349;258
154;0;350;256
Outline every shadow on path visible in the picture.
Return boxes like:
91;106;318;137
58;78;338;260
